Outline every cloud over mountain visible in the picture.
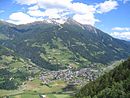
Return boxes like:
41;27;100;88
7;0;119;25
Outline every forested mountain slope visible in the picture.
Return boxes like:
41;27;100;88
75;58;130;98
0;19;130;70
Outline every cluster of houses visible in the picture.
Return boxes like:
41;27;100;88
39;67;99;86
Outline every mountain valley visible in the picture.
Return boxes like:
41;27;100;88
0;19;130;98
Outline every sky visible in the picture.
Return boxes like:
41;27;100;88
0;0;130;40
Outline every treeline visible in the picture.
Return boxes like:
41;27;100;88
75;58;130;98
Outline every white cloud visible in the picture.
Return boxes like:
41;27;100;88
7;12;43;25
11;0;119;25
96;0;118;13
70;3;96;14
15;0;72;8
43;9;63;18
27;1;98;25
111;26;130;40
112;27;130;31
15;0;37;5
70;2;97;25
73;14;99;26
27;10;44;17
26;0;98;25
110;32;130;40
28;5;39;10
38;0;72;9
28;8;64;18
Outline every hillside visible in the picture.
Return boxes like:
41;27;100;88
0;19;130;70
0;19;130;98
0;45;40;90
75;58;130;98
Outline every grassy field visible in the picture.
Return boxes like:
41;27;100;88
47;94;71;98
8;93;71;98
0;78;72;98
9;92;40;98
0;89;24;97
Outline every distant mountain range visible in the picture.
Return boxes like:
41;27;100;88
0;19;130;70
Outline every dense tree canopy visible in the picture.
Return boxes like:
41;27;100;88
75;58;130;98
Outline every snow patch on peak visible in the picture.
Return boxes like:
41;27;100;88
45;18;67;24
